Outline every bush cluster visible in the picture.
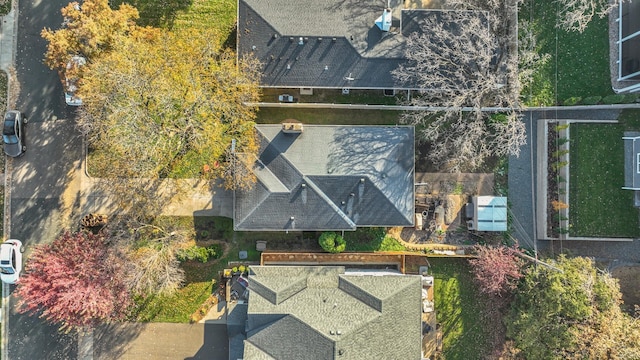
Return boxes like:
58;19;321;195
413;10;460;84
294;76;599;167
319;232;346;253
562;93;638;106
177;244;222;263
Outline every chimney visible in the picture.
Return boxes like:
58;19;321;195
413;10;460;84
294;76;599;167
281;120;304;133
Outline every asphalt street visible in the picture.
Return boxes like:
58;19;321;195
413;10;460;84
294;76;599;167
6;0;85;358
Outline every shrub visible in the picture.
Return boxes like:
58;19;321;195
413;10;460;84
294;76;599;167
562;97;581;106
177;244;223;263
378;236;405;251
319;232;346;253
552;200;569;211
602;94;626;104
581;96;602;105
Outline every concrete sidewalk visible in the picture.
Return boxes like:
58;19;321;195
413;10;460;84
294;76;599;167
0;7;16;72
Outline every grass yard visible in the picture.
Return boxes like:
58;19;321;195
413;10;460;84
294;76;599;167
132;216;305;322
430;258;493;360
257;108;402;125
569;117;640;237
520;0;613;106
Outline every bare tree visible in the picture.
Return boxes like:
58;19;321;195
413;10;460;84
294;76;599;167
556;0;617;33
109;218;193;295
393;9;525;172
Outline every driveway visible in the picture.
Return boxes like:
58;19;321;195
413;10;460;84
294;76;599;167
93;323;229;360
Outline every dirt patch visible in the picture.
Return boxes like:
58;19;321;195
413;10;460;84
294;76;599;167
612;265;640;312
402;173;497;245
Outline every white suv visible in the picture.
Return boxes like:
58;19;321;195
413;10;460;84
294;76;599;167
0;240;24;284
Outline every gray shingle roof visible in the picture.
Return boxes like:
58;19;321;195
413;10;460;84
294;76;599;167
234;125;415;231
243;266;422;360
238;0;435;88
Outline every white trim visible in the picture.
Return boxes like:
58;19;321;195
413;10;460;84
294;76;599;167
619;29;640;43
619;69;640;81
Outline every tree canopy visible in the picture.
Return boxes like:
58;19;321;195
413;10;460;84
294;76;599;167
469;245;524;298
77;27;260;189
393;5;525;172
15;231;131;333
507;256;640;359
41;0;148;70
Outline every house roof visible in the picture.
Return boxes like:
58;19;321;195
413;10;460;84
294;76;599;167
237;0;430;89
234;125;415;231
623;132;640;190
243;266;422;360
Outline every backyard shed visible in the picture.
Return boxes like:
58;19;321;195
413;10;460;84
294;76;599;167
466;196;508;232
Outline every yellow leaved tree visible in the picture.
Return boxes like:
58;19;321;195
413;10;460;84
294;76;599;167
78;27;260;190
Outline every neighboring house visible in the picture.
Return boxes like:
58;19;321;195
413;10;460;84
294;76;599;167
237;0;432;90
615;0;640;92
237;265;422;360
233;123;415;231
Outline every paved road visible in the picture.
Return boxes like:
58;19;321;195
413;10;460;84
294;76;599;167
6;0;83;358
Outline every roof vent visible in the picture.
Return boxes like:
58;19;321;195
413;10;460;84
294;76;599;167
290;37;294;42
338;349;345;355
336;330;342;335
332;37;337;42
298;37;304;45
282;120;303;133
324;65;329;71
318;37;323;41
330;330;335;335
273;34;279;39
286;64;291;70
251;45;256;51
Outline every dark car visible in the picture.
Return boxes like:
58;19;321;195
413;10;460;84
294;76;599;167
3;110;26;157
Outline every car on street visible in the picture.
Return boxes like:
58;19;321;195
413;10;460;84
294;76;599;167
278;94;294;103
3;110;26;157
0;239;24;284
63;55;86;106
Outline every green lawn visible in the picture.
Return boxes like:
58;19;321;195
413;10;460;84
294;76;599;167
430;258;493;360
257;108;402;125
569;117;640;237
132;216;304;322
520;0;613;106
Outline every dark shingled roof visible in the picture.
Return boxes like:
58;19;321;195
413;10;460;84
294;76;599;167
234;125;415;231
243;266;422;360
238;0;434;89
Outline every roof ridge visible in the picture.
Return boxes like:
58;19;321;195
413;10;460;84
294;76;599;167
303;176;356;229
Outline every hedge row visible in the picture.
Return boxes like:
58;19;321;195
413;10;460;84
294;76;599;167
562;94;639;106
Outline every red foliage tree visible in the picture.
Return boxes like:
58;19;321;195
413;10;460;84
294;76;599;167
15;231;131;333
469;245;524;297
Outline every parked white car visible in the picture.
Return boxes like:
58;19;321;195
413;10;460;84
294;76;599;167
63;55;86;106
278;94;294;103
0;239;24;284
